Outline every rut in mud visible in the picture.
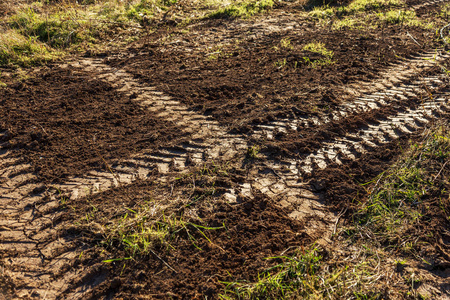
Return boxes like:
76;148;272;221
1;0;450;298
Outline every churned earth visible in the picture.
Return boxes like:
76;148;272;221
1;0;450;298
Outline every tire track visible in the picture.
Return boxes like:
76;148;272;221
55;58;249;199
0;59;251;299
1;4;450;294
1;51;448;297
1;54;448;299
0;52;334;297
251;50;449;140
299;91;449;173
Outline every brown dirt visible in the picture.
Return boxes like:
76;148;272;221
107;24;435;133
0;66;187;182
1;0;450;299
58;175;311;299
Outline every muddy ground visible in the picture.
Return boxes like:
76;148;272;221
1;0;450;299
109;24;430;132
1;66;187;182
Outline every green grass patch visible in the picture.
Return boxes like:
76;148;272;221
308;0;433;30
438;3;450;20
377;10;432;28
0;0;181;67
220;246;382;299
303;41;334;57
0;30;60;67
125;0;178;22
280;37;294;50
103;201;224;256
309;5;335;19
309;0;402;19
355;126;450;253
100;163;231;256
302;41;334;67
246;145;260;159
207;0;274;19
332;16;364;30
9;7;97;48
346;0;401;13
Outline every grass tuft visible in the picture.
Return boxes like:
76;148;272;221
246;145;260;159
303;41;334;58
103;200;224;255
309;0;402;19
126;0;178;22
302;41;334;67
220;246;383;299
377;10;430;28
0;30;60;67
355;125;450;253
280;37;294;50
346;0;402;13
207;0;274;19
308;0;433;30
